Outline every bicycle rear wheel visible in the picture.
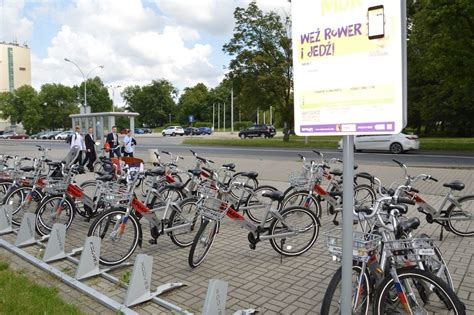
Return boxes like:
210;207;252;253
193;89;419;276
269;206;319;256
243;185;278;224
168;197;202;247
228;172;259;200
88;207;141;266
373;268;465;315
446;195;474;237
188;218;218;268
320;264;370;315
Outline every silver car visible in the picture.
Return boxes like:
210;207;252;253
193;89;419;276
162;126;185;136
338;132;420;154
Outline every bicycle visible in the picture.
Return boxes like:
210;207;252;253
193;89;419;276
321;191;457;314
393;159;474;239
88;170;202;266
282;153;376;224
188;180;320;268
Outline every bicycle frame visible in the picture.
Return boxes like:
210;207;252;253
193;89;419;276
406;189;470;221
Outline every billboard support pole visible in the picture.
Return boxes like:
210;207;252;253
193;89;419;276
341;135;354;314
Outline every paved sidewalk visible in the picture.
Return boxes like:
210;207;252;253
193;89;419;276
0;157;473;314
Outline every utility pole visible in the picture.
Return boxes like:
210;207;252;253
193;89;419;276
257;108;259;124
218;103;220;131
212;103;215;131
223;102;226;132
231;87;234;133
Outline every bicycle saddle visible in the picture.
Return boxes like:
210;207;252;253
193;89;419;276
222;163;235;170
165;182;186;190
355;172;375;183
239;171;258;179
262;191;284;202
330;169;343;177
188;169;202;176
443;180;465;191
145;167;165;177
96;174;114;182
396;217;420;238
20;166;35;172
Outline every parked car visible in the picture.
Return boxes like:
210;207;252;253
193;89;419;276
40;131;62;139
0;132;29;139
142;128;152;134
55;131;73;140
162;126;185;136
184;127;201;135
337;132;420;154
30;131;48;139
238;124;276;139
198;127;213;135
134;128;145;134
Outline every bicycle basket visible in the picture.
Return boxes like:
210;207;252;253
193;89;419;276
102;181;132;205
323;228;381;262
196;180;219;198
383;237;436;261
197;196;231;221
43;179;68;194
288;170;318;190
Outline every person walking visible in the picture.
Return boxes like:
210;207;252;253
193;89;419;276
82;127;97;171
122;129;136;157
106;126;121;158
70;125;85;164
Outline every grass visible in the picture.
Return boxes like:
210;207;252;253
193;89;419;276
0;260;84;314
183;134;474;151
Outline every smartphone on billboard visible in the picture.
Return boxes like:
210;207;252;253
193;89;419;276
368;5;384;39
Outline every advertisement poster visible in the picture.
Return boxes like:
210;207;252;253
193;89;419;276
292;0;406;136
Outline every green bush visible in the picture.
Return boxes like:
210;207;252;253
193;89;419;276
234;121;253;131
194;121;213;128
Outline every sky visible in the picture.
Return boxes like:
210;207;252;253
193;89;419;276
0;0;291;106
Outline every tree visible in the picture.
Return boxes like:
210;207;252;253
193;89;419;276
407;0;474;136
0;86;42;133
39;83;78;130
223;1;293;139
122;79;178;127
177;83;211;124
75;77;113;112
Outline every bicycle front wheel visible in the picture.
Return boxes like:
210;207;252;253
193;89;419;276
354;184;377;209
320;264;370;315
88;207;141;266
35;195;76;236
373;268;465;315
446;195;474;237
419;233;454;289
168;197;202;247
188;218;218;268
281;190;321;218
4;186;43;225
269;206;319;256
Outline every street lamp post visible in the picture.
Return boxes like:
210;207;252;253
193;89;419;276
107;85;121;112
64;58;104;112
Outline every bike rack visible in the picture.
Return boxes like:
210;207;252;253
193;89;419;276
0;206;255;314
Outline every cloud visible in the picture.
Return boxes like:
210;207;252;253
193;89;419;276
26;0;291;106
0;0;34;44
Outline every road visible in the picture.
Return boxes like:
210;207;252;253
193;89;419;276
2;136;472;168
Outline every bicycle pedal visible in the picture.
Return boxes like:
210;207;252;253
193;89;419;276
84;217;90;222
148;238;157;245
249;243;256;250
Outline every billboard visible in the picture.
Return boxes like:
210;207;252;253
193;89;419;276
292;0;406;136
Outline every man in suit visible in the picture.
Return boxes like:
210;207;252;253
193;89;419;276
106;125;121;158
82;127;96;172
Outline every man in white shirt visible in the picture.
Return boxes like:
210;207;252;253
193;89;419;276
70;125;85;164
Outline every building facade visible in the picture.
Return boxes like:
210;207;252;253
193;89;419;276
0;42;31;92
0;42;31;132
